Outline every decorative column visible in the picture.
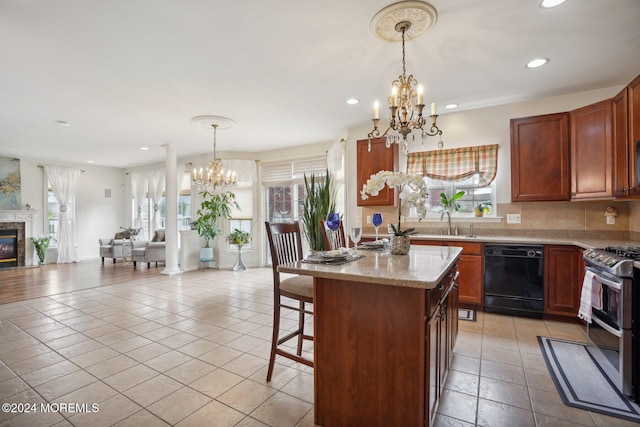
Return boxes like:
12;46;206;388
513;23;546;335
161;143;182;275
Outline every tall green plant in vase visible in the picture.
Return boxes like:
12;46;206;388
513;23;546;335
302;170;335;252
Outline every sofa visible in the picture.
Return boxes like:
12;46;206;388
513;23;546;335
131;229;166;268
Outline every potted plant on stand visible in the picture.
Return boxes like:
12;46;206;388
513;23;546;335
31;235;51;265
302;170;335;253
361;171;427;255
227;228;251;271
192;190;240;263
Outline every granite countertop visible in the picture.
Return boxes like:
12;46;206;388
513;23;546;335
278;245;462;290
363;233;640;251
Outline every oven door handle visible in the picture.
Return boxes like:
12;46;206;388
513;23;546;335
591;314;623;337
586;267;623;290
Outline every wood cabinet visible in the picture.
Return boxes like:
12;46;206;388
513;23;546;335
424;268;459;427
510;113;570;202
545;245;583;316
570;99;613;199
357;137;398;206
613;74;640;198
613;87;631;197
413;240;483;306
314;263;459;427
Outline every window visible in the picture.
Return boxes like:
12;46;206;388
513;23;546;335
132;171;192;238
422;175;495;216
47;186;76;247
406;144;498;218
262;155;328;258
227;180;254;250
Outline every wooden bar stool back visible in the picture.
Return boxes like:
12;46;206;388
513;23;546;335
264;221;314;381
320;220;347;250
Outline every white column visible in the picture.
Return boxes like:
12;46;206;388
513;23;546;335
162;143;182;275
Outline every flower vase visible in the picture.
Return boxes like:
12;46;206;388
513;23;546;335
390;235;411;255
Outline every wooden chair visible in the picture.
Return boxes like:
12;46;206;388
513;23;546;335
320;220;347;250
264;221;314;381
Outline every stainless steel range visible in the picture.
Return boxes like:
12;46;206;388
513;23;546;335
582;247;638;402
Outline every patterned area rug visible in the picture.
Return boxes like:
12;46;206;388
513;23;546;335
538;336;640;422
458;308;476;322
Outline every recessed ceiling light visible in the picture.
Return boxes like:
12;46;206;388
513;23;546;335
445;103;459;110
346;98;360;105
540;0;566;9
526;58;549;69
56;120;71;127
140;147;149;151
87;160;94;164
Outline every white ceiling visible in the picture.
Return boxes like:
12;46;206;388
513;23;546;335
2;0;639;168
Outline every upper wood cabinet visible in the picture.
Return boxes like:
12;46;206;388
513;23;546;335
613;87;630;197
614;74;640;198
570;99;613;200
511;113;570;202
356;137;398;206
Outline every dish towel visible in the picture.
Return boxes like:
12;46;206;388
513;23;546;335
578;270;600;323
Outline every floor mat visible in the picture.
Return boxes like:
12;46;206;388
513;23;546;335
538;336;640;422
458;308;476;322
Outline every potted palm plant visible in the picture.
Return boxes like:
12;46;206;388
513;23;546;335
302;170;335;252
193;190;240;261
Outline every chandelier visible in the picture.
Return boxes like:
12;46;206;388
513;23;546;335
191;115;237;192
368;1;443;153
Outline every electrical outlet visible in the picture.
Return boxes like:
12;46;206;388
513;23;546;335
606;216;615;225
507;214;521;224
366;215;371;224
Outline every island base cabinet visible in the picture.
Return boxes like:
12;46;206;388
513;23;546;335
314;268;459;427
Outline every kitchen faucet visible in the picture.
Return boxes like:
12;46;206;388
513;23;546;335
440;210;452;235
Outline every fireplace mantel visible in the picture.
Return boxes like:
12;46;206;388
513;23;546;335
0;210;40;222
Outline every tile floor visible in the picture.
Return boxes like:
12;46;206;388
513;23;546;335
0;267;637;427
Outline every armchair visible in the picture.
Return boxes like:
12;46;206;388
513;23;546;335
99;238;130;264
131;229;166;268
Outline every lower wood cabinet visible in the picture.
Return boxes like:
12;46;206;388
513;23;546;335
413;240;483;306
314;263;460;427
544;245;584;316
425;267;459;427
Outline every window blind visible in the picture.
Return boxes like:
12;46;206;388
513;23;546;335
262;155;327;183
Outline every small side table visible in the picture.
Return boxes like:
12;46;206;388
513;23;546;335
232;244;247;271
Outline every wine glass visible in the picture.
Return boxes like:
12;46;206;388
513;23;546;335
372;213;383;241
325;213;341;250
350;226;362;255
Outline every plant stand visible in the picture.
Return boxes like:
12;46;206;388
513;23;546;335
199;247;218;270
232;244;247;271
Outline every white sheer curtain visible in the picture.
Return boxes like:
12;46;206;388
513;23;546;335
130;172;147;231
44;166;80;263
147;169;166;233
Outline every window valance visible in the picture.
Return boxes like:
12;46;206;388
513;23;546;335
406;144;498;187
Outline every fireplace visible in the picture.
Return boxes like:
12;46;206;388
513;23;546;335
0;210;37;267
0;229;18;268
0;221;26;268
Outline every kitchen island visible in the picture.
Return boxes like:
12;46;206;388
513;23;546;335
278;245;462;427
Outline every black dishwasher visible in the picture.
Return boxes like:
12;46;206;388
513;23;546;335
484;244;544;318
